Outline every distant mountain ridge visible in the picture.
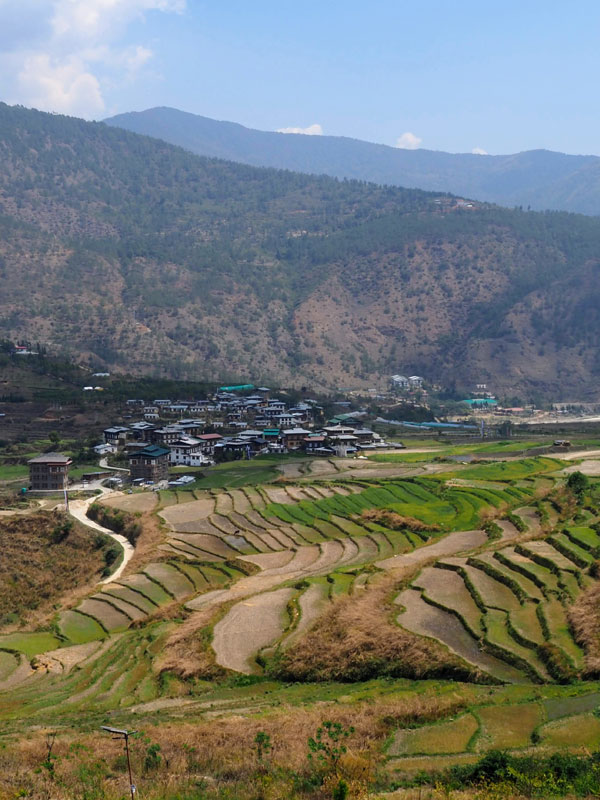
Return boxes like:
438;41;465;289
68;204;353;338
105;107;600;215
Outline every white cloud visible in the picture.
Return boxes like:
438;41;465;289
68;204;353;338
18;52;105;116
277;123;323;136
51;0;185;42
472;146;488;155
0;0;186;118
395;131;422;150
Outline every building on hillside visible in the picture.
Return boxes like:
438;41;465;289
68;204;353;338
129;421;156;439
128;445;170;483
390;374;410;390
93;443;116;456
408;375;424;389
103;426;131;446
169;437;207;466
281;427;311;450
352;428;376;443
303;435;328;453
28;453;72;491
149;426;185;447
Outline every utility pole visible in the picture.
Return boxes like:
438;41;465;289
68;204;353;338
101;727;137;799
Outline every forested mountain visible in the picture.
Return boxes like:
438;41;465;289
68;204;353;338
2;102;600;398
106;107;600;216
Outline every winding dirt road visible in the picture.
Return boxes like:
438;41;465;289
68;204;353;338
68;490;134;584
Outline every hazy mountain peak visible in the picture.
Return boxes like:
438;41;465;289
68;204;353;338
105;107;600;215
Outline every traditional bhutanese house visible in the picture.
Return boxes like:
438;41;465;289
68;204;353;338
128;445;170;483
28;453;72;491
196;433;223;455
281;427;311;450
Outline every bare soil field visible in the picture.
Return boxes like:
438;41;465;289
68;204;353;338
557;448;600;461
283;583;330;649
228;489;252;513
214;492;233;514
515;507;542;534
563;459;600;476
496;519;520;542
240;551;296;570
377;529;487;570
212;587;295;673
413;567;483;635
100;492;158;513
261;486;296;504
278;462;307;479
159;496;215;527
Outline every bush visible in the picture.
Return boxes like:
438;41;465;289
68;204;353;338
50;517;73;544
87;503;142;545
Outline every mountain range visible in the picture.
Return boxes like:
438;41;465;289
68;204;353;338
105;107;600;216
2;102;600;399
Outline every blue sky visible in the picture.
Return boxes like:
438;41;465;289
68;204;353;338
1;0;599;155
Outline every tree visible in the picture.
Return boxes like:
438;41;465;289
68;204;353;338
567;470;589;499
307;721;355;777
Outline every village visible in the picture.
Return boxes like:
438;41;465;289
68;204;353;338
25;383;405;492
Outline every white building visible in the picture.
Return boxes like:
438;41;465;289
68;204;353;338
168;436;212;466
390;374;410;389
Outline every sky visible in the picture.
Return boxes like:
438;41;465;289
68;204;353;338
1;0;600;155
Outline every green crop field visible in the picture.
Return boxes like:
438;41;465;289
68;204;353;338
0;632;60;657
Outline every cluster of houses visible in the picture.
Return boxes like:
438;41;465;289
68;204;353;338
23;388;398;491
95;388;390;485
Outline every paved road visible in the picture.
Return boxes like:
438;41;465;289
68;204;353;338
99;457;129;473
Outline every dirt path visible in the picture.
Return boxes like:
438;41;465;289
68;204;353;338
68;490;134;584
376;529;487;571
212;587;295;673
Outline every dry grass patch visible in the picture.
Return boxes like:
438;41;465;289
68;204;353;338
361;508;441;533
0;693;466;799
270;574;480;682
568;577;600;676
0;511;108;630
122;511;167;575
155;606;227;680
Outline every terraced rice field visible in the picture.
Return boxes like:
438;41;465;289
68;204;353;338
212;587;295;673
395;589;526;683
1;442;598;754
387;686;600;775
475;703;544;749
389;712;479;756
400;501;595;684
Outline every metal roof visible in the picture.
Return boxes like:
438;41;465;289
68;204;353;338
28;453;72;464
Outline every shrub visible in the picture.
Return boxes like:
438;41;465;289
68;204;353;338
87;503;142;545
361;508;440;533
